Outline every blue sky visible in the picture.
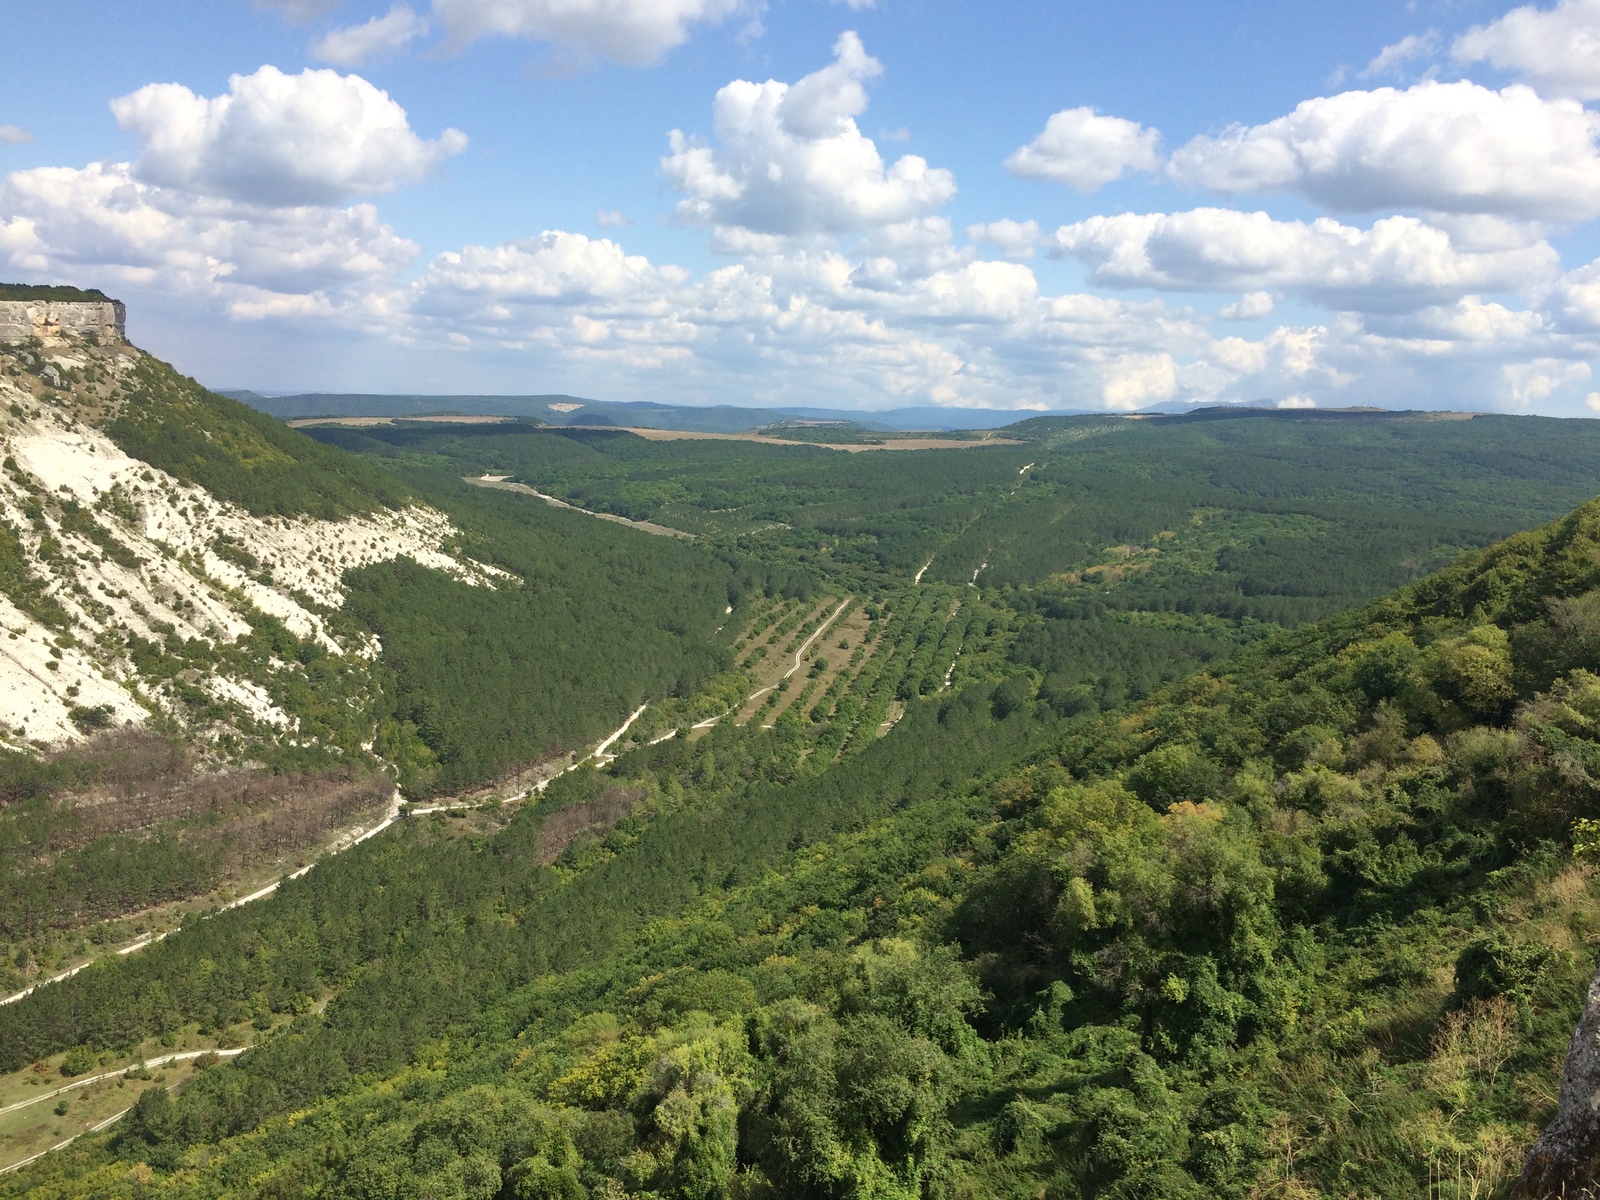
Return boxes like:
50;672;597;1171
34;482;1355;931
6;0;1600;414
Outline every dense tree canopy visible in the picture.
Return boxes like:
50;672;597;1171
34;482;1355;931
10;493;1600;1196
9;394;1600;1194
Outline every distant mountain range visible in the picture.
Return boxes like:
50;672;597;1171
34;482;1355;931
220;388;1473;436
219;390;1095;433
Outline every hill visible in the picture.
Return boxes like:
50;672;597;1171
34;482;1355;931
0;330;739;997
227;390;1084;433
10;304;1600;1192
305;409;1600;718
5;440;1600;1192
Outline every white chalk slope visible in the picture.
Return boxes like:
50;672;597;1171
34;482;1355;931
0;342;510;748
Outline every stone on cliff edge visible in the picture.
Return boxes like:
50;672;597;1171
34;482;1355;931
0;298;126;343
1516;959;1600;1198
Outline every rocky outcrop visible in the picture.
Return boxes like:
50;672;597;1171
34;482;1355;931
1515;959;1600;1198
0;299;125;344
0;338;514;748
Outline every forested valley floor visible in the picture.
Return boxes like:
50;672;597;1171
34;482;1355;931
7;364;1600;1197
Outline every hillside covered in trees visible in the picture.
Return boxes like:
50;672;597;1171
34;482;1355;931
307;408;1600;715
10;319;1600;1193
7;423;1600;1193
0;337;742;999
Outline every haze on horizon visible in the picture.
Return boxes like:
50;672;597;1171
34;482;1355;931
9;0;1600;416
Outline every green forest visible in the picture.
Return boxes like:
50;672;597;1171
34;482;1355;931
0;355;747;997
9;455;1600;1196
307;410;1600;712
8;377;1600;1195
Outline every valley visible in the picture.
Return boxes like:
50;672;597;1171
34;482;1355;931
8;315;1600;1196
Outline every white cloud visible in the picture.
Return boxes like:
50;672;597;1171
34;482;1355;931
415;230;675;310
0;161;417;314
1454;0;1600;100
403;233;1157;407
1277;394;1317;408
1101;353;1176;409
1168;81;1600;222
192;206;1595;413
1052;208;1559;312
853;217;971;283
430;0;744;65
1004;107;1162;191
111;66;467;207
1361;30;1439;78
1421;212;1549;252
313;5;431;66
968;219;1040;261
662;32;956;239
595;209;630;227
1502;358;1590;405
1543;254;1600;330
911;260;1039;324
24;189;1569;413
254;0;344;22
1586;391;1600;411
0;126;32;146
1219;291;1274;320
10;47;1598;415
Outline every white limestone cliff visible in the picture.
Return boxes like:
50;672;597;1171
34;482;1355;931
0;336;513;751
0;299;125;344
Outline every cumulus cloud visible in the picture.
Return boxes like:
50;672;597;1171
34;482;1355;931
1101;353;1176;409
595;209;630;227
1543;254;1600;330
1051;208;1560;311
1219;291;1274;320
0;126;32;146
430;0;743;65
662;32;956;239
111;66;467;207
968;219;1040;260
1168;81;1600;222
1501;358;1591;405
10;45;1597;414
852;217;971;283
1004;107;1162;191
0;161;417;315
1454;0;1600;100
313;5;431;66
416;230;677;312
1361;30;1440;79
11;173;1566;413
371;212;1600;414
405;231;1205;407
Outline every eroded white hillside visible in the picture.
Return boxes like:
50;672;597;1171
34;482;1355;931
0;348;511;749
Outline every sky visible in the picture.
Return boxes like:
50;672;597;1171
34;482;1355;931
8;2;1600;414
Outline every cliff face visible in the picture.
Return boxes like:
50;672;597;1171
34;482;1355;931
0;299;125;344
1516;961;1600;1198
0;337;508;749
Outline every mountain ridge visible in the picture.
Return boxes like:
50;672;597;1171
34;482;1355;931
221;390;1094;433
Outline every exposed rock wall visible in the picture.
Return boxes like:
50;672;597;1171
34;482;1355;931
0;339;513;747
0;299;125;344
1515;958;1600;1198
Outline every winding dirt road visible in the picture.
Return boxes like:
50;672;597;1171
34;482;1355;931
0;702;653;1008
467;476;692;538
0;1048;249;1176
